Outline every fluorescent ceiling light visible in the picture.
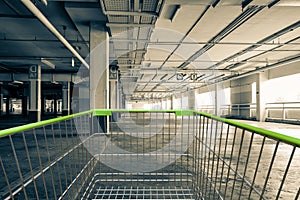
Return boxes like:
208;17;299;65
41;58;55;69
268;0;280;8
40;0;47;6
51;81;59;84
242;0;253;9
169;5;180;22
21;0;90;69
13;80;23;84
212;0;220;7
71;57;75;67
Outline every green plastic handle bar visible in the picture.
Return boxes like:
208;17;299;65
196;111;300;148
93;109;195;116
0;110;92;138
1;109;300;148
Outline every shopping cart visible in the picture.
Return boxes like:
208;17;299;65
0;110;299;200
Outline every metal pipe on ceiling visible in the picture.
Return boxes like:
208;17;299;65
178;5;265;69
106;23;155;28
158;5;210;70
213;54;300;84
104;11;158;17
139;68;234;75
210;20;300;70
20;0;90;69
137;81;205;84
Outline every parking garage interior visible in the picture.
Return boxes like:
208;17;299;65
0;0;300;129
0;0;300;199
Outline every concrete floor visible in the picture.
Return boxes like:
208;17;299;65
236;120;300;139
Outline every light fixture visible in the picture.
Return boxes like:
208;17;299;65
41;58;55;69
51;73;59;84
71;57;75;67
211;0;220;7
242;0;253;9
21;0;90;69
13;80;24;84
40;0;47;6
268;0;280;8
169;5;180;22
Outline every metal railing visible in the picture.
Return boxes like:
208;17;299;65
0;111;96;200
266;102;300;122
194;112;300;200
197;103;257;119
0;109;299;199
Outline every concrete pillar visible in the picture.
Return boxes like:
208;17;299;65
0;93;3;116
90;22;109;110
116;81;120;109
256;72;268;122
29;65;41;122
188;90;197;110
230;76;253;118
41;95;45;116
62;82;71;115
109;81;117;109
170;95;174;110
90;23;109;133
214;84;223;116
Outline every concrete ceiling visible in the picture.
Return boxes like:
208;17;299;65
0;0;300;101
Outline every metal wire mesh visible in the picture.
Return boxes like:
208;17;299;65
80;111;195;199
193;113;300;200
0;111;300;200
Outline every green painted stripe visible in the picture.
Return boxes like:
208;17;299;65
0;110;92;138
196;111;300;148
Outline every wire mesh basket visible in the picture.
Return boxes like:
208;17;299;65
0;110;299;200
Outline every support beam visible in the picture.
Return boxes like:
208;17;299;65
0;92;3;116
90;22;109;109
256;72;268;122
0;73;73;82
20;0;89;69
62;82;70;115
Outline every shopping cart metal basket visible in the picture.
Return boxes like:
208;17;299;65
0;110;299;200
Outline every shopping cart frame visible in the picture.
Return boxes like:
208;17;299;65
0;109;299;200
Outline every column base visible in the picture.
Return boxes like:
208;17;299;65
28;111;41;122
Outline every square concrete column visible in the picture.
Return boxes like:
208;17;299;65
90;23;109;133
170;95;174;110
89;22;109;110
29;65;41;122
188;90;197;110
109;81;117;109
0;91;3;116
256;72;268;122
62;82;70;115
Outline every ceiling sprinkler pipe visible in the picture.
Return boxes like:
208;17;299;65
21;0;90;69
